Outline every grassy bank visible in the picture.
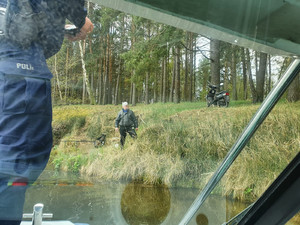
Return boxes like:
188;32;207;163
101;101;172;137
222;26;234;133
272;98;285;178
50;101;300;202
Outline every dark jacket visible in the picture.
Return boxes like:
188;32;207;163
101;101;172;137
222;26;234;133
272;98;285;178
115;109;138;128
37;0;87;58
0;0;87;79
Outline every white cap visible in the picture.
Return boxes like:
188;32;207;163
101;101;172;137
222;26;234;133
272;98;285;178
122;102;129;107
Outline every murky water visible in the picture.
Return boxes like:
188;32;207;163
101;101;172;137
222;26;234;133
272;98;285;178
23;170;298;225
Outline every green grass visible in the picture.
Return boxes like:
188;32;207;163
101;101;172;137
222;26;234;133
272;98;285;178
50;101;300;201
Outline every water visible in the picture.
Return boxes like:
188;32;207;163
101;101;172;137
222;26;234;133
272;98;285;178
23;170;298;225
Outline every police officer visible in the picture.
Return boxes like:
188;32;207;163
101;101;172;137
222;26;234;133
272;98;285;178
115;102;139;148
0;1;93;224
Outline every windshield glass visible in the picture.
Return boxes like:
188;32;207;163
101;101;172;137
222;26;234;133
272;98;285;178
0;1;299;225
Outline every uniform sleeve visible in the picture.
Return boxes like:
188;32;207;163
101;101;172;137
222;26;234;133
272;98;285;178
131;111;138;128
115;112;121;128
65;0;87;29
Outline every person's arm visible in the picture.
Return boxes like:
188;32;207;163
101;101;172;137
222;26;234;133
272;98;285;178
131;111;138;129
65;0;94;41
65;0;87;29
115;112;121;128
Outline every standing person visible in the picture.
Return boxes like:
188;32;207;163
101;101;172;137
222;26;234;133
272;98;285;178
0;1;93;224
115;102;139;148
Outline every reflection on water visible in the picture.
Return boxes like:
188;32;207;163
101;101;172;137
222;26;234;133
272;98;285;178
23;170;298;225
196;214;208;225
121;183;171;225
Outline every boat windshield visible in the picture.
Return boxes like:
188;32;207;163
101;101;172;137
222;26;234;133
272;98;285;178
0;1;299;225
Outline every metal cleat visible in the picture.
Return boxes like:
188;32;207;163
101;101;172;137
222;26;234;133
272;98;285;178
23;204;53;225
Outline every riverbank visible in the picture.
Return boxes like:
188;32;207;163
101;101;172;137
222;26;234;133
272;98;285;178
49;101;300;203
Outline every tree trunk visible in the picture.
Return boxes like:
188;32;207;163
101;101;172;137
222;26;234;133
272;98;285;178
160;62;163;102
52;74;56;104
256;52;268;102
102;38;109;105
145;72;149;104
224;58;229;91
65;46;69;103
132;82;136;106
193;37;196;99
189;32;194;102
169;52;175;102
174;46;181;103
255;51;259;75
202;67;209;100
91;72;94;99
210;39;220;88
115;57;122;105
114;70;120;105
54;55;63;101
184;33;189;101
163;58;167;103
120;15;125;103
231;46;238;100
246;49;257;103
130;81;133;104
153;72;158;103
82;75;86;103
279;58;289;79
268;55;272;93
81;41;86;104
130;20;137;105
98;57;103;104
145;21;151;104
120;68;125;103
287;73;300;102
166;43;170;101
108;37;113;104
79;41;95;104
241;47;248;100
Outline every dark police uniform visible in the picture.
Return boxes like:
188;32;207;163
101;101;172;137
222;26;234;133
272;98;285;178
0;0;86;224
115;109;138;147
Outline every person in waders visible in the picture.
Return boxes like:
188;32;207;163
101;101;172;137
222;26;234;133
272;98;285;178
115;102;138;148
0;1;93;224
